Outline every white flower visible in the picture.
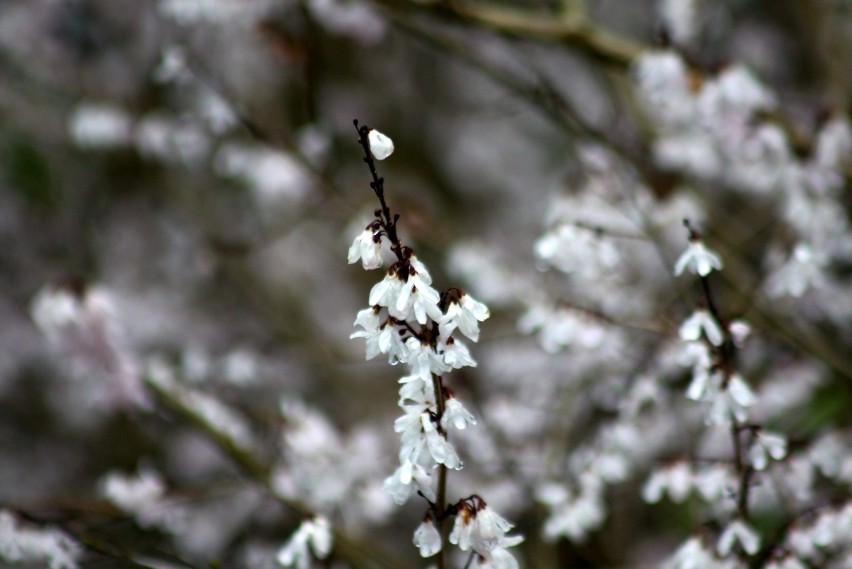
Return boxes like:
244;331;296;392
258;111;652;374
353;307;380;331
679;309;725;346
478;546;521;569
382;460;434;505
422;413;462;469
441;337;477;369
406;338;450;382
666;537;720;569
277;516;333;569
704;372;756;425
350;320;408;365
729;319;751;347
450;504;523;557
368;128;394;160
439;293;490;342
369;272;404;310
674;240;723;277
441;396;477;431
717;519;760;556
413;518;442;557
395;272;442;325
748;430;788;471
642;462;693;503
398;374;432;405
348;228;383;270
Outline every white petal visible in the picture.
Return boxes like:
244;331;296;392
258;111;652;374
368;129;394;160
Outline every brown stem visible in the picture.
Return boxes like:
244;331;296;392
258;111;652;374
433;373;449;569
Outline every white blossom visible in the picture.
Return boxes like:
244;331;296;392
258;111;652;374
450;504;522;556
441;396;477;431
643;462;693;503
679;309;725;346
441;337;477;369
276;516;332;569
395;272;442;325
439;293;490;342
368;128;394;160
422;413;462;469
383;460;435;505
369;273;404;311
348;228;383;270
68;103;133;150
413;518;442;557
674;240;724;277
748;430;788;471
717;519;760;556
406;338;450;383
0;510;81;569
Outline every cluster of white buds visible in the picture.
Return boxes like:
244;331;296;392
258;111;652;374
348;122;520;564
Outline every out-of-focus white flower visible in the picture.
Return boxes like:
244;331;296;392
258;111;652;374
367;128;394;160
413;517;442;557
674;240;723;277
101;469;165;513
197;88;238;134
538;481;606;543
705;372;757;425
306;0;386;43
665;537;726;569
766;556;807;569
100;468;185;533
643;462;693;503
439;293;490;342
215;143;310;204
159;0;274;25
152;45;190;83
679;309;724;346
699;65;776;120
534;223;621;278
659;0;699;44
815;117;852;171
766;243;827;298
348;227;383;270
748;430;788;471
68;103;133;150
728;320;751;347
31;282;147;410
633;50;694;126
135;114;211;166
276;516;332;569
0;510;81;569
717;519;760;556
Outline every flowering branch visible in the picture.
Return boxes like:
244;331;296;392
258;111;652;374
349;120;522;567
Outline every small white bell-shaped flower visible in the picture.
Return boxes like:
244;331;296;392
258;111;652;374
368;128;394;160
674;239;723;277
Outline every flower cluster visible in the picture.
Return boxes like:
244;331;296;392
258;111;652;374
348;121;520;564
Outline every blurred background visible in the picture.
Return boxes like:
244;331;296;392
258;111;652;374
0;0;850;567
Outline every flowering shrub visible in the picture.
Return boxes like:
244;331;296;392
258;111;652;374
0;0;850;568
